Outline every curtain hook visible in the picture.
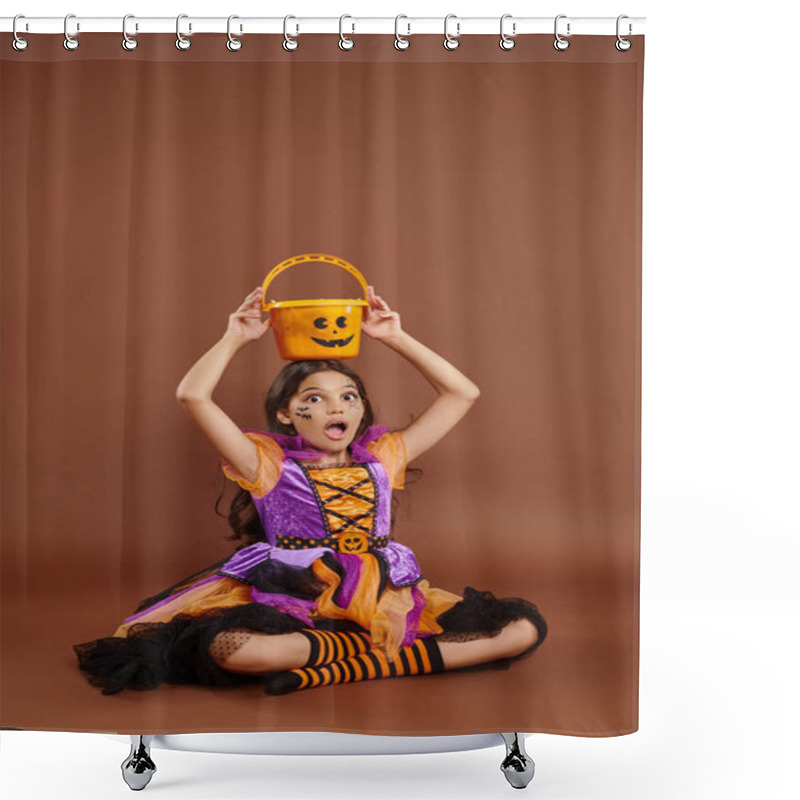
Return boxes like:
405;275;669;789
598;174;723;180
499;14;516;50
615;15;632;51
554;14;570;51
283;15;299;51
63;13;79;51
176;14;191;50
339;14;355;50
122;15;138;51
444;14;460;50
227;15;243;51
282;15;300;51
394;15;411;51
12;14;29;51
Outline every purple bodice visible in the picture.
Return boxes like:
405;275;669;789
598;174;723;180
219;425;422;588
256;459;389;544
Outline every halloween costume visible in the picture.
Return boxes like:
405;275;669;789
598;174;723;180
74;425;547;695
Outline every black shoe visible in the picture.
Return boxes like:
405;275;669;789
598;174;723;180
264;671;303;695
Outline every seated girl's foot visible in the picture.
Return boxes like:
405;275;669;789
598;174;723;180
264;671;303;695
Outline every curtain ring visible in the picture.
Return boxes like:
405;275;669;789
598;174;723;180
283;15;299;51
176;14;191;50
12;14;28;51
554;14;570;51
122;15;138;51
615;15;632;51
443;14;460;50
63;13;79;51
394;15;411;51
499;14;516;50
227;15;243;51
339;14;355;50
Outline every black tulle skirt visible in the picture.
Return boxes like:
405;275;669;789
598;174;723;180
73;551;548;695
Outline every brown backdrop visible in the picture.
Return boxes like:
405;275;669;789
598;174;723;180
1;33;643;736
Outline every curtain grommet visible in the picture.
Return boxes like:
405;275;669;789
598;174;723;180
615;15;632;51
339;14;355;50
394;15;411;50
12;14;29;51
122;14;138;51
283;15;299;51
499;14;516;50
227;15;243;51
176;14;191;50
443;14;460;50
63;13;79;51
553;14;570;51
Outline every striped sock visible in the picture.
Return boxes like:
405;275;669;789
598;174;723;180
297;628;373;667
265;636;445;695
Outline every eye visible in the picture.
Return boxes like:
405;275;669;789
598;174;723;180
336;316;348;328
305;395;322;403
314;317;328;329
343;392;358;401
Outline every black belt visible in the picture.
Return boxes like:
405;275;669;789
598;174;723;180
275;532;390;555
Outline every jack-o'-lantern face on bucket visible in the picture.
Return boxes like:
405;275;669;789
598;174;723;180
311;314;353;349
266;301;367;360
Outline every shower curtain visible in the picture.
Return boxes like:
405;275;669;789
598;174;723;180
0;30;644;737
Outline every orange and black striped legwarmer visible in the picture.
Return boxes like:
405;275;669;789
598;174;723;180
265;636;445;695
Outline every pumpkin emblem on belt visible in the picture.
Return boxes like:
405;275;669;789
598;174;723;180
337;531;368;554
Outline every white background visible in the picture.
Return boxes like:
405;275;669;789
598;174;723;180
2;1;798;798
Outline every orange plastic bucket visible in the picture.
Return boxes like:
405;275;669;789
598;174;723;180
261;253;370;361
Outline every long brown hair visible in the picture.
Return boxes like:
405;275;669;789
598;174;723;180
214;359;422;549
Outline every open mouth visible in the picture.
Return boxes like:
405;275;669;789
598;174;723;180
324;420;348;440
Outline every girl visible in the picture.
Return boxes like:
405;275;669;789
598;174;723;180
74;285;547;695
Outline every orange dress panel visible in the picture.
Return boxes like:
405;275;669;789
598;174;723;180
219;432;285;498
364;430;408;490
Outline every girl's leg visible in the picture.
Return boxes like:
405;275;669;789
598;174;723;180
209;629;312;675
209;627;374;675
436;617;540;671
263;618;540;695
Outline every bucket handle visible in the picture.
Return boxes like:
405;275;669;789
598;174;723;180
261;253;369;311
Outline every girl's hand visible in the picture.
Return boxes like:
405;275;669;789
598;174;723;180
226;287;272;343
361;285;402;341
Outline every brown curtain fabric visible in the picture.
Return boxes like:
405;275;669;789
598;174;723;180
1;33;644;736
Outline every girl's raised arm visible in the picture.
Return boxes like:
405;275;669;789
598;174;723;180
175;287;271;483
362;285;480;464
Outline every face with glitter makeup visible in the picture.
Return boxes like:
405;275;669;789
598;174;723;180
276;371;365;454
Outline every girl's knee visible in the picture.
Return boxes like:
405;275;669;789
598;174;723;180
209;630;310;675
209;630;271;674
502;618;540;656
437;620;539;670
